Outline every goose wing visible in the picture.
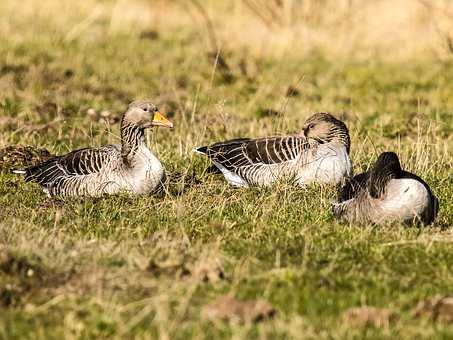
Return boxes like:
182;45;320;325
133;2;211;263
23;145;120;186
337;152;404;202
337;172;370;202
368;152;402;198
198;135;309;171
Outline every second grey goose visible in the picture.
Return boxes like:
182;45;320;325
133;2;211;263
13;101;173;197
194;112;352;187
332;152;439;225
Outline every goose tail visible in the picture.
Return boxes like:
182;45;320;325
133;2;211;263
193;146;208;155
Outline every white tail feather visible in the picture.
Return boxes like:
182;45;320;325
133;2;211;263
12;169;26;175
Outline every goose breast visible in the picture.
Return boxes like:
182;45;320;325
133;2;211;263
121;145;165;194
296;144;351;185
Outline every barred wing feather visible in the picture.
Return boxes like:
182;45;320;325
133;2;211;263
24;145;120;186
204;136;309;171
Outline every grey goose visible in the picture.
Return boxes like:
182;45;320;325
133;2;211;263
14;101;173;197
332;152;439;225
194;112;352;187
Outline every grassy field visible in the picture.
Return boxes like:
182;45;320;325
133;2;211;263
0;0;452;339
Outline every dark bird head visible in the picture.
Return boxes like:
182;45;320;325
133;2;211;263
302;112;350;152
123;100;173;129
373;152;402;173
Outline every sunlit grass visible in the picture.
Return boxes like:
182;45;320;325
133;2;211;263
0;1;452;339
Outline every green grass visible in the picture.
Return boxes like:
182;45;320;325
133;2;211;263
0;1;452;339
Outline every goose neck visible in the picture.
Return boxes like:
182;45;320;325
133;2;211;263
120;122;145;162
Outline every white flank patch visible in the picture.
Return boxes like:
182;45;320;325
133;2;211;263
43;187;51;198
379;178;430;221
213;161;248;187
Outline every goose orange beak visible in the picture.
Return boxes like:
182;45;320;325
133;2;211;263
152;111;173;128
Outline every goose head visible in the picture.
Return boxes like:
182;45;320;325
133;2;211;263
302;112;350;151
123;101;173;129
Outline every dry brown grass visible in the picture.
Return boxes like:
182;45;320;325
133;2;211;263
3;0;453;60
